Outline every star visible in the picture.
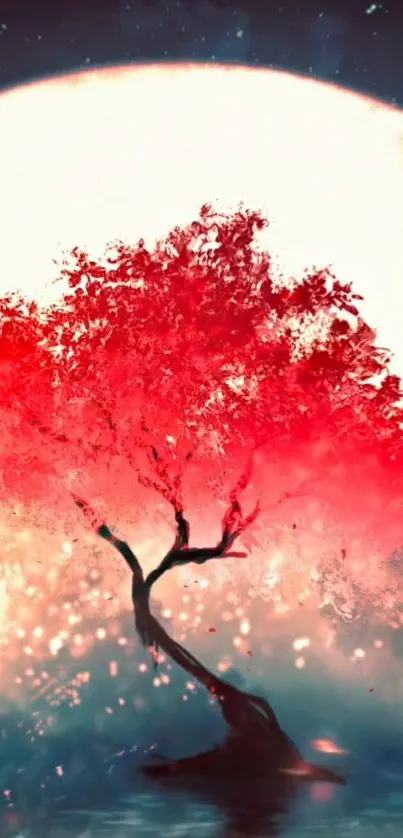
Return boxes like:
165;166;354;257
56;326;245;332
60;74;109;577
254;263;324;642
366;3;384;14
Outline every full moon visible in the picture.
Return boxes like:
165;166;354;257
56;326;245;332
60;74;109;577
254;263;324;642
1;64;403;372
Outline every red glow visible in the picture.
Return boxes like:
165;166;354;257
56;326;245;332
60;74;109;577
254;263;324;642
311;738;348;755
311;783;335;802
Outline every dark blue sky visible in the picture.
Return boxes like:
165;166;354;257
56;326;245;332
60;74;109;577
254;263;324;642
0;0;402;105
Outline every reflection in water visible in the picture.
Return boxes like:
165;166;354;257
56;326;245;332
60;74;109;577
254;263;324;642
60;793;403;838
6;774;403;838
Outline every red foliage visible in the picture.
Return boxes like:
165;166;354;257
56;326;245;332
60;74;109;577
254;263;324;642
1;204;403;572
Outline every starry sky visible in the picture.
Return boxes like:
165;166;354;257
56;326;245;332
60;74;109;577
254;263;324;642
0;0;401;106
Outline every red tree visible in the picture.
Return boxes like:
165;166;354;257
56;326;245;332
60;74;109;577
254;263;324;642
3;203;403;833
0;203;402;645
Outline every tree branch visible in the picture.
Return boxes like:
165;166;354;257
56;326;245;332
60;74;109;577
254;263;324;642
142;453;259;590
73;493;273;721
73;454;259;653
73;483;346;789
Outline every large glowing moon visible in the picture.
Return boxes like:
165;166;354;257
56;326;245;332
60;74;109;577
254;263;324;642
1;64;403;373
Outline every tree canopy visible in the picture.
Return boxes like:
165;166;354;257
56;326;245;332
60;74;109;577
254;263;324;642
1;204;402;622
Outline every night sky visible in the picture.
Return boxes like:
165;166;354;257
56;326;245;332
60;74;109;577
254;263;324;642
0;0;402;105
